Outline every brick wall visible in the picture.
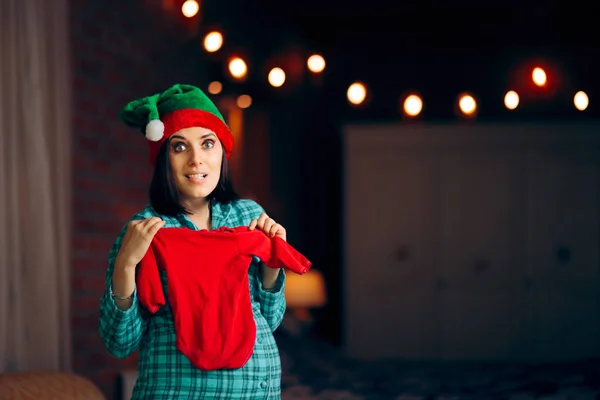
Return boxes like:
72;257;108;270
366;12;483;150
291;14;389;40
70;1;205;397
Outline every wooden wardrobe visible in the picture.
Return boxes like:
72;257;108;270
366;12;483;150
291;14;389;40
343;122;600;362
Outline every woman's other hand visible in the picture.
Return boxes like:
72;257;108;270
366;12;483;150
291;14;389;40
249;213;286;242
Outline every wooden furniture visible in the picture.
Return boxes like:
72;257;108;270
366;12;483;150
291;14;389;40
343;122;600;362
0;371;105;400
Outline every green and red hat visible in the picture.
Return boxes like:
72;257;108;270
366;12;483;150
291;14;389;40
118;83;233;165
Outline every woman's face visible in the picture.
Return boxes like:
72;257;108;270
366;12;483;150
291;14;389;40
168;127;223;203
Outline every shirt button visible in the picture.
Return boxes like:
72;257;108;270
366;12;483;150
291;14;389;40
260;381;268;389
256;336;263;344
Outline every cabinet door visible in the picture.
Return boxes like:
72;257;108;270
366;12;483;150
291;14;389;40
344;135;438;359
524;148;600;361
437;149;527;361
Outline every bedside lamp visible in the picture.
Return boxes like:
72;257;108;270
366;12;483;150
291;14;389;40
284;269;327;322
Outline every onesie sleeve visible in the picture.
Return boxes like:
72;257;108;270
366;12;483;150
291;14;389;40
237;230;312;274
136;240;166;314
99;220;148;359
236;230;271;263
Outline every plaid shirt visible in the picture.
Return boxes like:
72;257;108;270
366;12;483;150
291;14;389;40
99;199;287;399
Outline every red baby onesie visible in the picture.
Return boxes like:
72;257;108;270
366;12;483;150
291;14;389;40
136;226;312;371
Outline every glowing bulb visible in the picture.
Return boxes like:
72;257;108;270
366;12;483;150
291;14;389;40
532;67;547;86
347;82;366;105
203;31;223;53
574;91;589;111
403;94;423;117
504;90;519;110
181;0;199;18
268;67;286;87
237;94;252;109
208;81;222;95
307;54;326;73
228;57;247;79
458;94;477;115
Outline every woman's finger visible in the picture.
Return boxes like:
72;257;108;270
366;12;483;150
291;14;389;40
263;219;275;233
268;223;281;237
257;213;269;228
142;217;164;234
148;219;166;236
249;218;258;230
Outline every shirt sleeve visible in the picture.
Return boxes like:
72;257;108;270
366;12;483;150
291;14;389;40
98;221;148;359
234;199;291;331
237;231;288;331
252;261;287;332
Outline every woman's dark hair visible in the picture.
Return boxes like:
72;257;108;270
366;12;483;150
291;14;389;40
149;138;240;216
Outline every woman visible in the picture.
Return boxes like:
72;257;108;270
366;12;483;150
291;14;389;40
99;84;287;399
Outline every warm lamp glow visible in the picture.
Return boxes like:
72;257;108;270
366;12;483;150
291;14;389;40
203;31;223;53
268;67;286;87
574;91;589;111
181;0;199;18
307;54;326;73
532;67;547;87
403;94;423;117
228;57;247;79
504;90;519;110
284;270;327;309
347;82;367;105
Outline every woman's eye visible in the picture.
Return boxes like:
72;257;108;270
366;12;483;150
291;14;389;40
203;140;215;149
173;142;186;152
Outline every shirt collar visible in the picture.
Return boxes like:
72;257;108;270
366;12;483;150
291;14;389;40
176;199;232;230
210;200;232;229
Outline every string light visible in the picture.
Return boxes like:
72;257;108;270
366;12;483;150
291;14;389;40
237;95;252;109
228;57;247;80
207;81;222;95
182;25;592;118
574;91;589;111
504;90;519;110
532;67;547;87
181;0;199;18
458;93;477;116
268;67;286;87
347;82;367;105
402;94;423;117
203;31;223;53
307;54;326;73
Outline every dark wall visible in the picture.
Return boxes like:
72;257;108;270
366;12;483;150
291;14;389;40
70;0;205;397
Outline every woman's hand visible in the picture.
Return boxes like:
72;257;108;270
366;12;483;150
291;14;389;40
249;213;286;290
116;217;165;270
249;213;286;241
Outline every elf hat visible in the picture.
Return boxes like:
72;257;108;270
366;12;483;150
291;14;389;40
118;83;233;165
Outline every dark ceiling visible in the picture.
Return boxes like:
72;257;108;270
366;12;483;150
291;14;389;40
218;1;596;47
207;1;598;73
200;1;598;118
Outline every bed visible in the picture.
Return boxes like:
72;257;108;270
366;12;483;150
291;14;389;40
276;332;600;400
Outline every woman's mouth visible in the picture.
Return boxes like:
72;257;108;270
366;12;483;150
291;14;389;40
186;173;207;183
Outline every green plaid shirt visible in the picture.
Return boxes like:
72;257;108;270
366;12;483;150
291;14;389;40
99;199;286;399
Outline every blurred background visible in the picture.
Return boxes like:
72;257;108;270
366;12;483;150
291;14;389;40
1;0;600;399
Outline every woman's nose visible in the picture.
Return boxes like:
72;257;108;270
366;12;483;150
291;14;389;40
188;147;203;165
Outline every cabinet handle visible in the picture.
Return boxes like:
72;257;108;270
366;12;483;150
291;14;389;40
555;245;571;265
473;258;489;272
395;246;411;263
436;278;447;290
